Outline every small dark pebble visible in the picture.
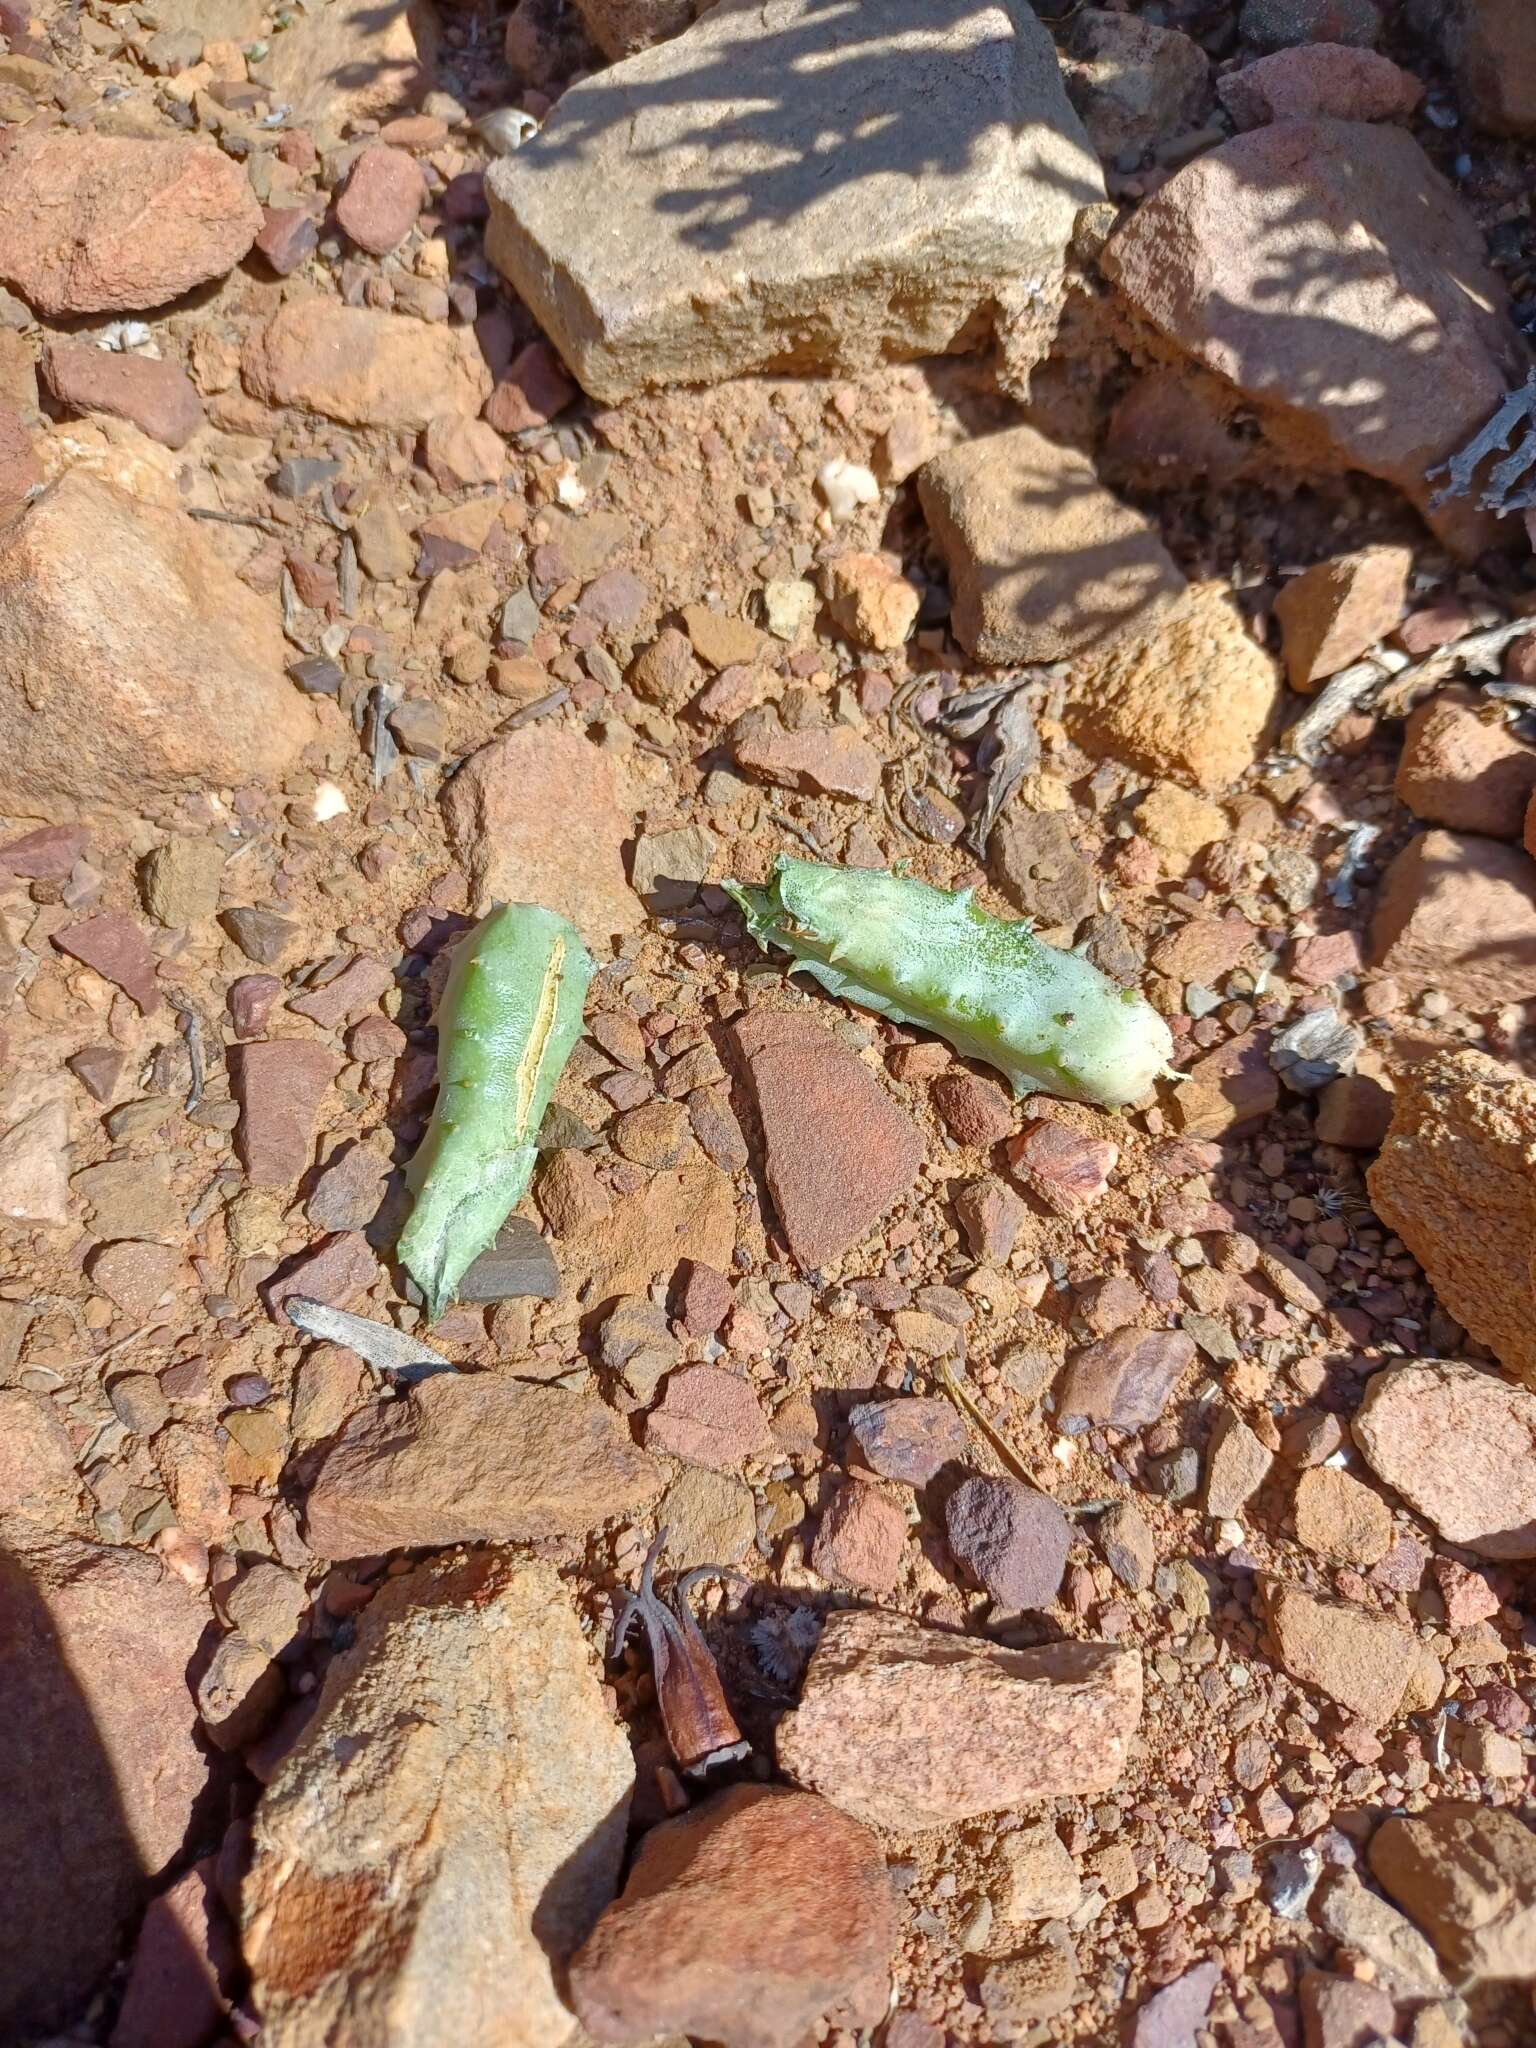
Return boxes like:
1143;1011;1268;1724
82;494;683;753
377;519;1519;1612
225;1373;272;1407
288;655;344;696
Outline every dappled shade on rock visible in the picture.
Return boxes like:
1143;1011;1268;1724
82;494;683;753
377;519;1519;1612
486;0;1102;401
1103;119;1529;553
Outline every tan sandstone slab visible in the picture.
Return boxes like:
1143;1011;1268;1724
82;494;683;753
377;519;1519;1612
0;471;322;812
1367;1049;1536;1386
242;301;492;432
776;1607;1141;1831
243;1551;631;2048
1352;1361;1536;1561
302;1376;664;1560
485;0;1102;402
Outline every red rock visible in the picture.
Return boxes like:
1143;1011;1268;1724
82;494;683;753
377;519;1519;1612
1058;1328;1197;1429
443;169;489;224
253;205;319;276
52;913;162;1014
1395;688;1536;840
732;718;882;801
776;1609;1143;1830
303;1377;663;1558
1004;1117;1117;1213
1;472;323;810
232;1040;340;1186
1368;1805;1536;1984
1370;829;1536;1006
945;1476;1071;1610
1315;1070;1393;1149
1220;46;1422;129
0;401;40;522
1291;929;1362;985
305;1140;392;1234
442;727;641;943
1264;1581;1417;1725
483;339;578;434
1401;602;1481;659
108;1860;236;2048
732;1009;923;1269
261;1231;380;1325
1431;1556;1500;1627
1102;121;1527;555
336;143;424;255
0;130;261;315
40;337;203;449
644;1364;772;1470
1150;913;1255;983
847;1396;969;1485
1353;1360;1536;1560
953;1176;1029;1261
242;301;493;432
1131;1962;1221;2048
88;1240;182;1321
66;1045;126;1104
579;567;650;635
421;412;506;489
286;955;394;1031
1171;1029;1280;1136
1436;0;1536;138
227;974;281;1039
0;1537;210;2039
0;822;88;879
1271;544;1411;689
931;1068;1015;1146
570;1785;896;2048
676;1259;733;1337
349;1014;406;1062
812;1479;908;1592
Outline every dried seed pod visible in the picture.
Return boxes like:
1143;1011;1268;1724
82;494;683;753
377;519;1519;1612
726;855;1174;1108
397;901;593;1320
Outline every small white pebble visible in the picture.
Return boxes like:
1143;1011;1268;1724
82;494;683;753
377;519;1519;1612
1052;1436;1077;1467
476;106;540;155
312;781;349;821
817;455;879;522
1229;1664;1251;1689
555;469;587;507
1215;1518;1245;1550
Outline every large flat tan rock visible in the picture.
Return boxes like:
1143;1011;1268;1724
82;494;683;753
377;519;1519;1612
485;0;1103;402
776;1608;1141;1831
0;471;323;811
244;1551;632;2048
1367;1049;1536;1386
